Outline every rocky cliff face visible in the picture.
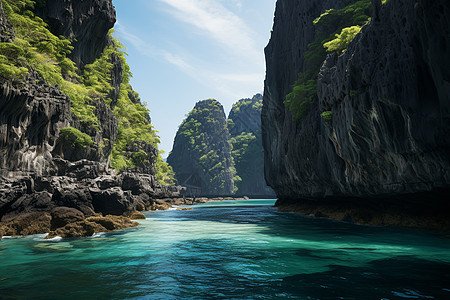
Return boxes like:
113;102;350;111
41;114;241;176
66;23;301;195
0;71;70;176
0;0;178;237
35;0;116;70
168;100;234;196
263;0;450;223
228;94;275;196
0;0;118;174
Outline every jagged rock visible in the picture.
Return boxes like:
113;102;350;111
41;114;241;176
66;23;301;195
0;212;51;236
124;211;146;220
168;99;234;196
0;0;192;237
50;206;85;229
0;71;71;176
228;94;263;137
262;0;450;226
35;0;116;70
52;186;95;216
121;172;155;195
0;191;53;221
46;214;139;239
90;187;136;216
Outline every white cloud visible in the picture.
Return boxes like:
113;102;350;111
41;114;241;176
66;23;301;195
115;22;155;57
158;0;260;63
115;2;265;112
161;51;194;73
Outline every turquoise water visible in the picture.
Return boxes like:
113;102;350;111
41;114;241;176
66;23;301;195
1;199;450;299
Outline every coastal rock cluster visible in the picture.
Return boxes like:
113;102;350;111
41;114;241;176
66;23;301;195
0;158;186;238
263;0;450;226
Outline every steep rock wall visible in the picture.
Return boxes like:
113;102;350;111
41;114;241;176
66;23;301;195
263;0;450;201
35;0;116;70
228;94;275;196
0;71;70;176
0;0;118;174
168;100;234;196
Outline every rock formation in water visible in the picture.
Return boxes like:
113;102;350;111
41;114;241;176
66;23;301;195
262;0;450;228
228;94;275;196
168;100;235;196
0;0;177;237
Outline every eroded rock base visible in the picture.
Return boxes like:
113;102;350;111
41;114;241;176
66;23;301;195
0;159;188;238
276;189;450;231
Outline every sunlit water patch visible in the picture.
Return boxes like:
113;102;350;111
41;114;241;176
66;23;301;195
1;199;449;299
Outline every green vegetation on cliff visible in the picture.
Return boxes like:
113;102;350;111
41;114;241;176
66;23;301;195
1;0;174;184
230;132;259;191
227;94;273;195
284;0;371;120
168;99;234;194
59;127;93;148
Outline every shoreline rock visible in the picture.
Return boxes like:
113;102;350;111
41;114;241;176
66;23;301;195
0;158;187;239
275;190;450;231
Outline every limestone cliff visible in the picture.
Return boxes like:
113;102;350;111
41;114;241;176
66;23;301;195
0;0;167;177
168;100;234;196
263;0;450;226
228;94;274;196
35;0;116;70
0;0;177;237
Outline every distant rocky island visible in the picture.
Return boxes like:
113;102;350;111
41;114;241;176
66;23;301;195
168;95;275;197
262;0;450;229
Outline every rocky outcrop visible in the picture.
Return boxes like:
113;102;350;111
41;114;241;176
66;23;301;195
263;0;450;226
228;94;263;137
35;0;116;70
0;71;71;176
228;94;275;196
0;0;117;174
0;158;186;238
168;100;234;196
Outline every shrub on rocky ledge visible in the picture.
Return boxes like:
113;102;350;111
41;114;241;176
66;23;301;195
59;127;93;148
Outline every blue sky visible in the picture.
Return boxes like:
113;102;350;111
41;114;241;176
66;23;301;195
112;0;277;157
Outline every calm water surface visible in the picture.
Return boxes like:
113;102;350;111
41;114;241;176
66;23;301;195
1;199;450;299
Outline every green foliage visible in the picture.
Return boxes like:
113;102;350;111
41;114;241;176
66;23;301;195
323;25;362;54
59;127;93;148
175;100;232;191
350;89;358;97
284;73;316;120
2;1;174;184
284;0;372;120
131;150;149;166
230;132;260;191
1;0;97;126
156;153;175;186
252;100;263;111
320;111;333;120
231;99;251;113
230;132;257;165
313;0;372;31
